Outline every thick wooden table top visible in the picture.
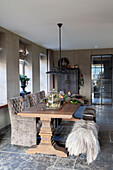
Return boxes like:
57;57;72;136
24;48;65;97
18;103;80;119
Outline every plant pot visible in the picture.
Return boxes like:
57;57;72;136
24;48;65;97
20;81;27;93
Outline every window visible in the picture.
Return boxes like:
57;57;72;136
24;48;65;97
19;59;32;92
19;59;25;75
92;64;104;80
40;54;47;94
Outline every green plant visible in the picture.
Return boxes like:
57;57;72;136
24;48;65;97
78;70;84;88
20;74;30;82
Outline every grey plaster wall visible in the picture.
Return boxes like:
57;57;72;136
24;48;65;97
0;107;10;130
54;49;113;103
0;26;47;98
32;44;46;93
0;32;7;103
0;26;46;130
6;31;20;99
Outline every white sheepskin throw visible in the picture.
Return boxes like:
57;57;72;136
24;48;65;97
65;119;100;164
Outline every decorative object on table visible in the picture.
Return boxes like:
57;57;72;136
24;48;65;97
60;93;86;105
66;119;100;164
41;92;88;106
70;94;88;105
67;91;71;97
59;91;64;95
59;93;65;105
20;74;30;96
58;93;88;105
45;90;61;109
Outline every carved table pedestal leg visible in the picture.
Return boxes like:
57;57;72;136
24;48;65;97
26;118;67;157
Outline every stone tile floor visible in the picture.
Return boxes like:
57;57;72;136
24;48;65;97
1;105;113;169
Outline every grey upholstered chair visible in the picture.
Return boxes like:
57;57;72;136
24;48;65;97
8;96;37;147
36;90;45;103
25;93;38;108
25;93;42;128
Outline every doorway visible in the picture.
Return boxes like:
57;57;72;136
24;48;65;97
91;55;112;105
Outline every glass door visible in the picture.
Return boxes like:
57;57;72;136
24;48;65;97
91;55;112;105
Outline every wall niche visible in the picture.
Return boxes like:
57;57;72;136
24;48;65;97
19;40;32;93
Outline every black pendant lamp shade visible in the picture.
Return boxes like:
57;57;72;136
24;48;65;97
46;66;63;74
46;23;69;75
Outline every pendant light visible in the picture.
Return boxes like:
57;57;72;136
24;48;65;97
46;23;68;74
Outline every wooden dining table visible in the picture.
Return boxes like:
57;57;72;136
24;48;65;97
18;103;80;157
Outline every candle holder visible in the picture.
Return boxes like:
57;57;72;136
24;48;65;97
46;90;61;109
68;91;71;97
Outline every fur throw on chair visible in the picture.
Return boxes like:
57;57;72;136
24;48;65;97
65;119;100;164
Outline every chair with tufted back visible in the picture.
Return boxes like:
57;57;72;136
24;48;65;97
8;96;37;147
36;90;45;103
25;93;38;108
25;93;42;128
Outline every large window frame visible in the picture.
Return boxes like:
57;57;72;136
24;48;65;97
91;54;112;105
19;59;25;75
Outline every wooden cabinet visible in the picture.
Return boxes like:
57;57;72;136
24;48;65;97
58;68;79;94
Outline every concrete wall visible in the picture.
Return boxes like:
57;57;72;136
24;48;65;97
54;49;113;103
0;26;46;130
0;107;10;130
6;32;20;99
32;44;46;93
0;32;7;103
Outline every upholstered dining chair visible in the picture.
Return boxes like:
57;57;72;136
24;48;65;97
25;93;42;128
25;93;38;108
8;96;37;147
36;90;45;103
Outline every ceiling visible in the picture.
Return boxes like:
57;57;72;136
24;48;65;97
0;0;113;50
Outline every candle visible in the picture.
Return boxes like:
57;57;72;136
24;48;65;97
46;103;49;107
68;91;71;97
59;94;63;98
52;94;53;107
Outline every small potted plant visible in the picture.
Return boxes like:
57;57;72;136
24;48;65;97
20;74;30;93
